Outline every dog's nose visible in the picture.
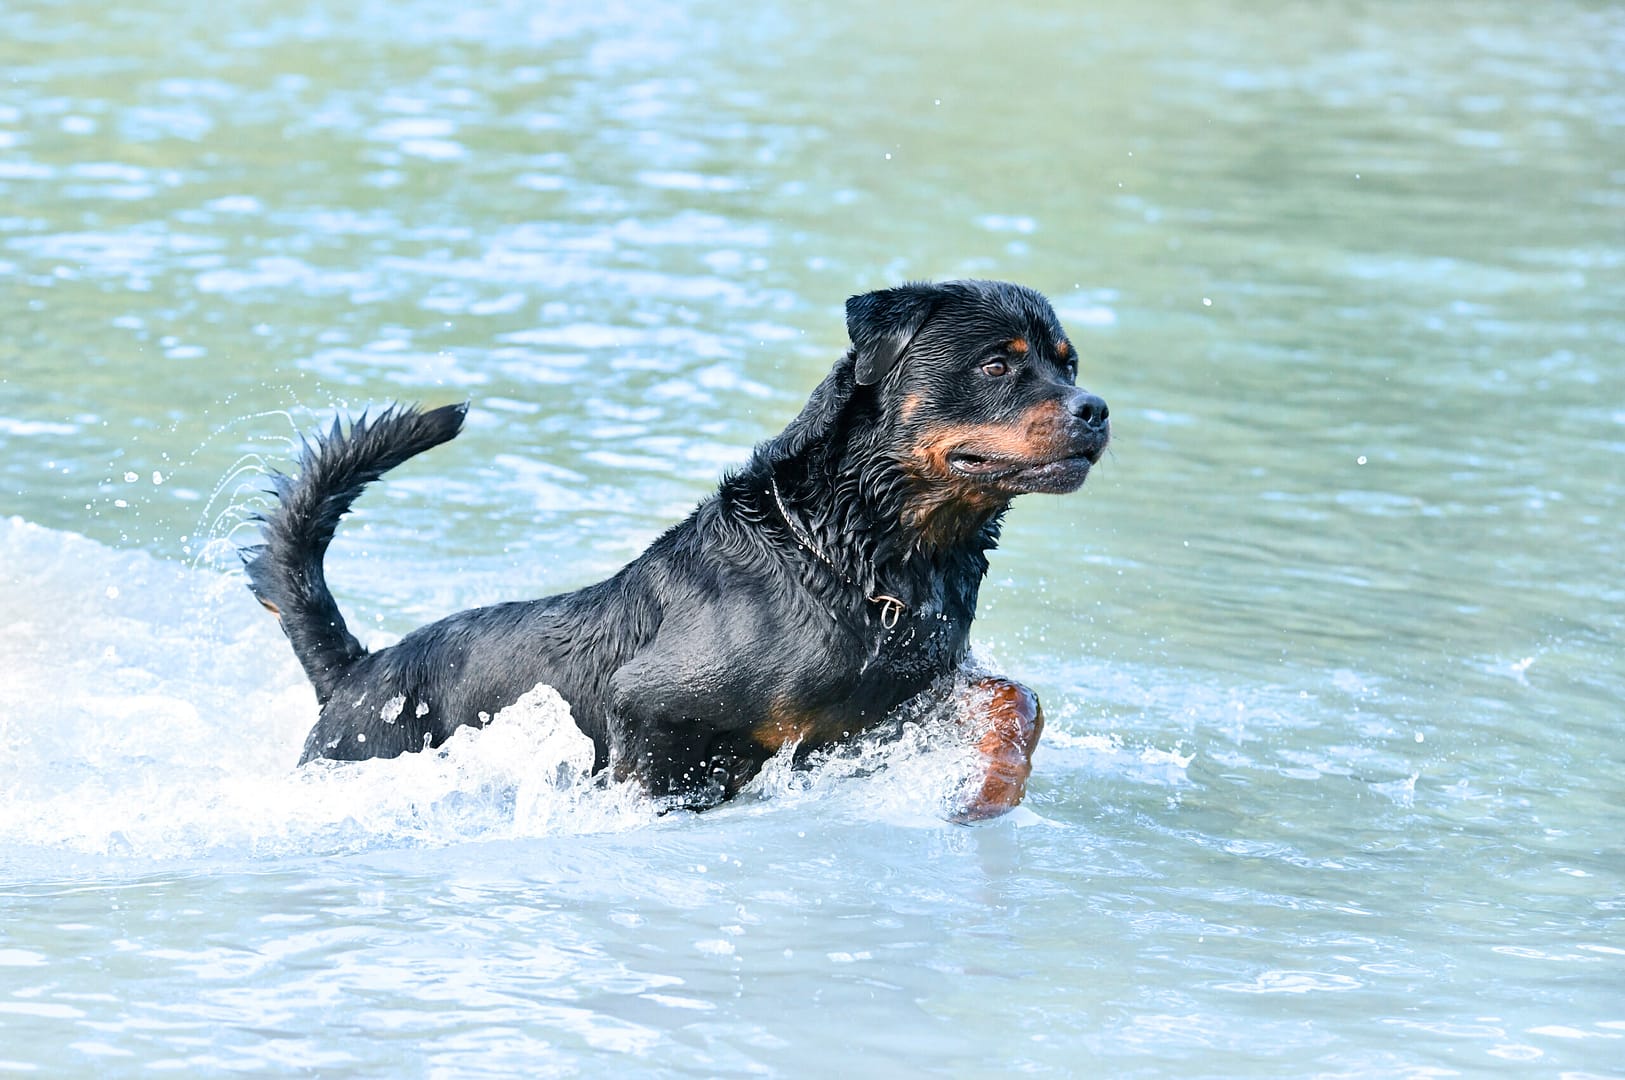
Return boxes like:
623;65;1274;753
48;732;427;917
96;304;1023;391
1068;391;1110;430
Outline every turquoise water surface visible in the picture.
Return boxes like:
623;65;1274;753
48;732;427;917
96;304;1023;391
2;1;1622;1074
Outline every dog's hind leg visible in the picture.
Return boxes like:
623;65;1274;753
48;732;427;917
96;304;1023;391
948;677;1045;823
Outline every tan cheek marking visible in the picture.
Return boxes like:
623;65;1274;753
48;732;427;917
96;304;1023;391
1021;398;1070;434
909;431;958;477
258;598;283;623
900;393;922;422
907;401;1072;474
910;421;1040;471
899;402;1079;547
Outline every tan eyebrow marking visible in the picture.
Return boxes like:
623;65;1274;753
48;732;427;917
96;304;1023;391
1007;337;1028;354
1056;340;1071;359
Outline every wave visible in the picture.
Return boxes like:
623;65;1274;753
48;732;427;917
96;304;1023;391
0;518;1002;862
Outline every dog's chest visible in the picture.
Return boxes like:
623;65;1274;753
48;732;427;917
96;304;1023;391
861;575;974;689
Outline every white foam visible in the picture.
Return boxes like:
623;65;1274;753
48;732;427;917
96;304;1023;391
736;700;991;826
1041;729;1194;785
0;517;657;858
0;518;1020;859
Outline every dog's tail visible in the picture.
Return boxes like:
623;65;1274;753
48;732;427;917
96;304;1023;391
242;402;468;703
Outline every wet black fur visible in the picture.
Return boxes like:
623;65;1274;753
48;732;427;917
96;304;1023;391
243;280;1108;810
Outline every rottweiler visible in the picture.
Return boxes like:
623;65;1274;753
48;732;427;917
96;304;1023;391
243;279;1110;818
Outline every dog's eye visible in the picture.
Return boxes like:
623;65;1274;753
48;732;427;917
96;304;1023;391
980;359;1010;378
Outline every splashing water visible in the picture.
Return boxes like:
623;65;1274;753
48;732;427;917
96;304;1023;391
0;516;999;863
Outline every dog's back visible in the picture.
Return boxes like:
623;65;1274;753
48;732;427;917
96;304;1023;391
244;404;675;765
297;586;631;766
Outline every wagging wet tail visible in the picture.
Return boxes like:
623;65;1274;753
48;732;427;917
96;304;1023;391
242;403;468;702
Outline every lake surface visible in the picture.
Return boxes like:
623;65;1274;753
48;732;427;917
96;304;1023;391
2;0;1622;1074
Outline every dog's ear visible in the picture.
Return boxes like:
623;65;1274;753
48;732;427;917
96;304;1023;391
846;283;941;386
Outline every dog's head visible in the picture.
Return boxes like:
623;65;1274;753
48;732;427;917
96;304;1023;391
843;280;1110;544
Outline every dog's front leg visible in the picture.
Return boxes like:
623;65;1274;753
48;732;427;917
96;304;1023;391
949;676;1045;822
606;642;769;812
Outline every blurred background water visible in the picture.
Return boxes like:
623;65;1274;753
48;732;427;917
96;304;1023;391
2;0;1622;1074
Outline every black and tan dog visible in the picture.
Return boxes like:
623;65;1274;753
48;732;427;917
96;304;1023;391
244;279;1109;818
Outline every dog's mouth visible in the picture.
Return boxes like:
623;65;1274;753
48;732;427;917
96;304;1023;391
947;445;1102;494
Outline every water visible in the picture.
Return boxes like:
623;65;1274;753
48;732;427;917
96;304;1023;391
2;0;1622;1073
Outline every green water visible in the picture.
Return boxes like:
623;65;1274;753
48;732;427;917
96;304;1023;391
2;1;1622;1075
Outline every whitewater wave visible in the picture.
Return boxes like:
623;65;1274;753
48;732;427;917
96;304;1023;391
0;518;1003;861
